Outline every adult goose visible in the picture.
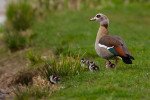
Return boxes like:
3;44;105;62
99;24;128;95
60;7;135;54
90;13;134;68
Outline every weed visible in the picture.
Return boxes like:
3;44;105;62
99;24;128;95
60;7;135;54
4;32;28;52
26;52;84;80
26;50;43;66
6;1;34;31
3;1;35;52
38;55;83;80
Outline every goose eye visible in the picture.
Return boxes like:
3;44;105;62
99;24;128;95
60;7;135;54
96;14;101;18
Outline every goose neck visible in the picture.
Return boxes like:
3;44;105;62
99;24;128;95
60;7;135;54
95;25;108;44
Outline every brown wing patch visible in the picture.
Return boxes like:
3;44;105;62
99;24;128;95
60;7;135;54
99;35;122;47
114;46;126;57
99;35;127;57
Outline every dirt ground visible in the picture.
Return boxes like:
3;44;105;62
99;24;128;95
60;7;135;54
0;39;28;99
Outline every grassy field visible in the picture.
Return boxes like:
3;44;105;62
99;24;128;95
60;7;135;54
0;2;150;100
30;3;150;99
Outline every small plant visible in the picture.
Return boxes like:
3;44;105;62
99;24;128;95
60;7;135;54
37;55;83;80
26;50;84;80
6;1;34;31
4;32;28;52
26;50;43;66
4;1;35;52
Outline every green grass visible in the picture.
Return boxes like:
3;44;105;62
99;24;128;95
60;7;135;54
14;3;150;99
6;1;34;31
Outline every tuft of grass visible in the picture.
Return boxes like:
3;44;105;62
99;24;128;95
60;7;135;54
38;55;83;80
26;50;84;80
6;1;34;31
4;32;28;52
26;50;43;66
3;1;36;52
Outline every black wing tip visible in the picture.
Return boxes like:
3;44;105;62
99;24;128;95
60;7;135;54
126;54;135;60
122;58;132;64
121;54;134;64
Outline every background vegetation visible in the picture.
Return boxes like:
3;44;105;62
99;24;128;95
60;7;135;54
0;0;149;99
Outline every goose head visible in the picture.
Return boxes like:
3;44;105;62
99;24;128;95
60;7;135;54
89;61;95;66
49;75;60;84
81;58;86;63
90;13;109;27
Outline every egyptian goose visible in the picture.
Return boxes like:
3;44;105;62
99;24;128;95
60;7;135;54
88;61;99;72
90;13;134;67
49;75;60;84
106;61;115;68
80;58;99;71
80;58;90;67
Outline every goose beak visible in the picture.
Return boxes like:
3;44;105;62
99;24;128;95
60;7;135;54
90;17;96;21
